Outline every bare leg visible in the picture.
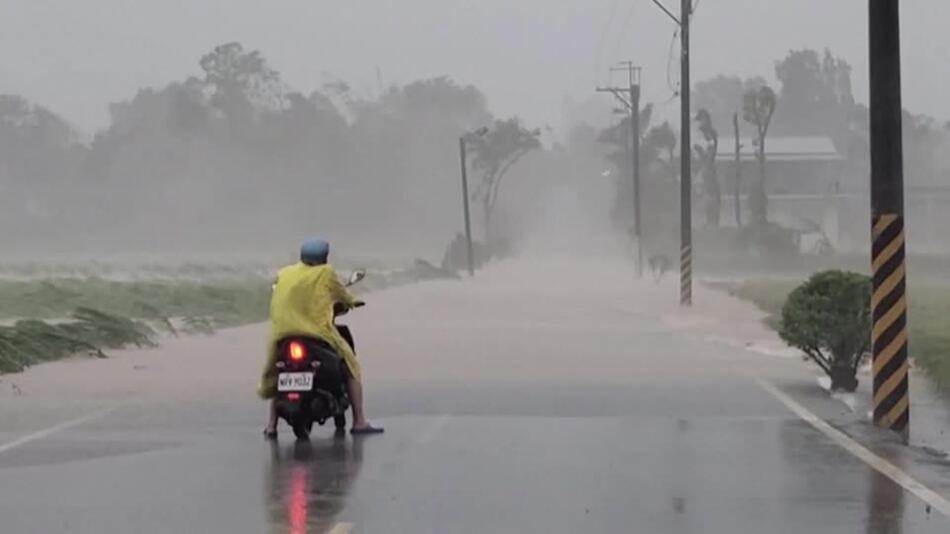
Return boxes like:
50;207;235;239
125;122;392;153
347;377;382;432
264;400;278;437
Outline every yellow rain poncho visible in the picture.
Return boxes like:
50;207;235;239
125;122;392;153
257;262;360;399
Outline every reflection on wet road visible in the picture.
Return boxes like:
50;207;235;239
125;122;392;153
868;466;906;534
266;438;363;534
257;389;950;533
2;388;950;533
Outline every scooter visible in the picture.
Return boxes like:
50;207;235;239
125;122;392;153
274;269;365;440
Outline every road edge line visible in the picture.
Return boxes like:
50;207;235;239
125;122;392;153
328;522;354;534
0;407;115;455
756;378;950;517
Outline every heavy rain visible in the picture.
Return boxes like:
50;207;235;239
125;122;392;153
2;1;950;532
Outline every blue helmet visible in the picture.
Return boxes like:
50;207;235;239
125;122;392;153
300;239;330;265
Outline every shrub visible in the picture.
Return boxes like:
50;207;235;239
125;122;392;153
778;270;872;392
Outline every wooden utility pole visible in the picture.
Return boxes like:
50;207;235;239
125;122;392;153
650;0;691;304
733;113;742;227
598;63;643;278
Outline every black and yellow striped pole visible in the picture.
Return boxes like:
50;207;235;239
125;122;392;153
869;0;909;442
679;0;692;307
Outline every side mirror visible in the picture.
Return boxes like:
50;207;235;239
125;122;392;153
347;269;366;286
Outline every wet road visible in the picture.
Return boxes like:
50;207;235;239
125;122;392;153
1;259;949;533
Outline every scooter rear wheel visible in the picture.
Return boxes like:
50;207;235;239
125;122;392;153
292;419;313;440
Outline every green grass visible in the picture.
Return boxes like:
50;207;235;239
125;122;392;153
0;278;272;325
0;308;156;373
714;278;950;392
0;277;272;373
0;259;456;374
707;279;798;331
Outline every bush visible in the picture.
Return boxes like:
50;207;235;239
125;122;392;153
778;270;872;392
440;233;490;273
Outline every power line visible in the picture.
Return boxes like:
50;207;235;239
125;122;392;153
650;0;680;24
665;29;680;96
593;0;622;86
611;1;639;58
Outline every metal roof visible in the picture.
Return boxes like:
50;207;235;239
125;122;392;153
714;136;842;162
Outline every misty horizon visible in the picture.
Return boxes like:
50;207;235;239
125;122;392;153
4;1;950;138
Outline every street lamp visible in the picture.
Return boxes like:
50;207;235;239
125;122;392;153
458;127;488;277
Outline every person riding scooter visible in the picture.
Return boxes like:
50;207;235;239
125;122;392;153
259;239;383;438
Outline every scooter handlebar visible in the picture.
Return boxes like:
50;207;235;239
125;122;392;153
334;301;365;316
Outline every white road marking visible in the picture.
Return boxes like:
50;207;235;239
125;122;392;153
328;522;354;534
0;407;115;455
757;378;950;517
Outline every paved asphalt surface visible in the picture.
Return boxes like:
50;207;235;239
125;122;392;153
1;259;950;533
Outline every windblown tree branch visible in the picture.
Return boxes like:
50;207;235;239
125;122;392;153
742;85;777;225
468;118;541;241
694;109;721;227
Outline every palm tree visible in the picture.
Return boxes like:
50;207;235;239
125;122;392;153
694;109;720;227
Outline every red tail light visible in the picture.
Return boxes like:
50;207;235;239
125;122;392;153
288;341;306;361
287;393;300;401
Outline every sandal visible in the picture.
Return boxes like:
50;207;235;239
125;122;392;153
350;426;384;435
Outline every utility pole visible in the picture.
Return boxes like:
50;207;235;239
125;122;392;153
869;0;909;442
597;63;643;278
679;0;692;306
651;0;692;306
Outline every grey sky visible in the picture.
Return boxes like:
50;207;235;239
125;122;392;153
2;0;948;135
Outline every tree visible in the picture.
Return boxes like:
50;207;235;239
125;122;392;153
693;109;720;227
773;49;854;138
468;118;541;242
199;42;284;122
0;95;84;245
693;75;768;136
779;270;872;392
743;85;777;225
377;76;491;128
84;43;358;251
643;122;677;182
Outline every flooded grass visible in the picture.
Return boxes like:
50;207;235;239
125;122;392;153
0;308;157;373
0;276;272;373
0;278;273;325
0;259;454;374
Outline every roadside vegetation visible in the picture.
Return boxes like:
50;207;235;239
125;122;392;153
0;277;272;325
0;259;455;374
713;278;950;393
0;277;270;373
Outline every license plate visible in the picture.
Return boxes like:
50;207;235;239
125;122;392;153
278;372;313;392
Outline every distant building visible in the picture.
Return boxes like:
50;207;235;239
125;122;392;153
706;136;851;251
704;135;950;254
714;136;845;195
